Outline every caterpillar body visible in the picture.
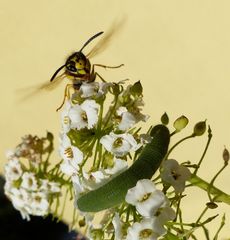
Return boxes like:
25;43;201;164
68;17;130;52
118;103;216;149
77;124;170;212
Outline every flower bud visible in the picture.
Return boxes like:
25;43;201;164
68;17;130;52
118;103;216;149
173;115;189;132
193;120;206;136
223;147;229;165
130;81;143;96
78;218;86;227
112;83;121;95
206;202;218;209
161;112;169;125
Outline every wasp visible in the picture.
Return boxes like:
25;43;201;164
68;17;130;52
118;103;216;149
50;31;124;111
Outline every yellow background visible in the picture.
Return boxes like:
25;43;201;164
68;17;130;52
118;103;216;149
0;0;230;238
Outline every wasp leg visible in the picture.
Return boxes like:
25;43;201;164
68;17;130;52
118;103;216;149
93;63;124;69
95;72;107;82
56;83;73;112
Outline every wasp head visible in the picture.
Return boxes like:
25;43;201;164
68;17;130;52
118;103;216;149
65;52;90;76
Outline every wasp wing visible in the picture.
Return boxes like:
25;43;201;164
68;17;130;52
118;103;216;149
16;73;67;102
86;19;126;59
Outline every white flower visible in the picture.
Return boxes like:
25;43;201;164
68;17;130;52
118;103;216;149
117;107;137;131
104;158;128;176
68;99;99;130
9;188;31;220
80;82;112;98
139;134;152;144
40;180;61;193
125;179;166;217
117;107;149;131
156;205;176;224
4;158;22;181
59;134;83;175
112;213;125;240
126;218;166;240
82;170;107;190
161;159;191;193
30;191;49;216
21;172;38;191
5;150;16;160
100;133;140;157
72;174;86;195
61;100;72;133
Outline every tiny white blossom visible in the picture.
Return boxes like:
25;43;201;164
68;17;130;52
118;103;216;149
82;170;107;190
4;158;22;181
104;158;128;176
61;100;72;133
21;172;38;191
156;205;176;224
80;82;112;98
72;174;86;195
100;132;140;157
30;191;49;216
59;134;83;175
117;107;149;131
112;213;124;240
161;159;191;193
5;150;16;160
125;179;166;217
139;134;152;144
126;218;166;240
9;188;31;220
68;99;99;130
40;179;61;194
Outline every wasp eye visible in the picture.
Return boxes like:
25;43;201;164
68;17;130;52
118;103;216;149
66;61;77;72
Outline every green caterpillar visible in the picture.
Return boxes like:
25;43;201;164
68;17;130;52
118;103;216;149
76;124;170;212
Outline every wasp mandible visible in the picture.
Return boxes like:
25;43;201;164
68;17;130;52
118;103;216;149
50;31;124;111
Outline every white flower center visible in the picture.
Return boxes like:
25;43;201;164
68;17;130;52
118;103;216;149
28;177;34;187
139;229;153;239
139;192;151;202
171;170;181;180
81;111;88;122
64;147;73;159
113;138;123;148
34;195;42;203
63;116;70;125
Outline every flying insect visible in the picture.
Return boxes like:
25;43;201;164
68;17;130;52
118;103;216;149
50;31;123;111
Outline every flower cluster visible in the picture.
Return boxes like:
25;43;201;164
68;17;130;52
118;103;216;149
59;81;149;196
4;80;230;240
4;133;61;220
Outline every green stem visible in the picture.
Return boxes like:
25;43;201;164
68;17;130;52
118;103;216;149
193;126;212;175
207;164;228;202
213;214;226;240
166;134;195;159
103;94;119;129
189;175;230;205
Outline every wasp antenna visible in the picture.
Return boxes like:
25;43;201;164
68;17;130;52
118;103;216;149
79;31;104;52
50;64;66;82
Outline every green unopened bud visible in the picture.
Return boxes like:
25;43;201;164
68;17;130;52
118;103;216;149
223;147;229;165
206;202;218;209
112;83;121;96
193;120;206;136
78;218;86;227
173;115;189;132
46;131;54;141
161;112;169;125
130;81;143;96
